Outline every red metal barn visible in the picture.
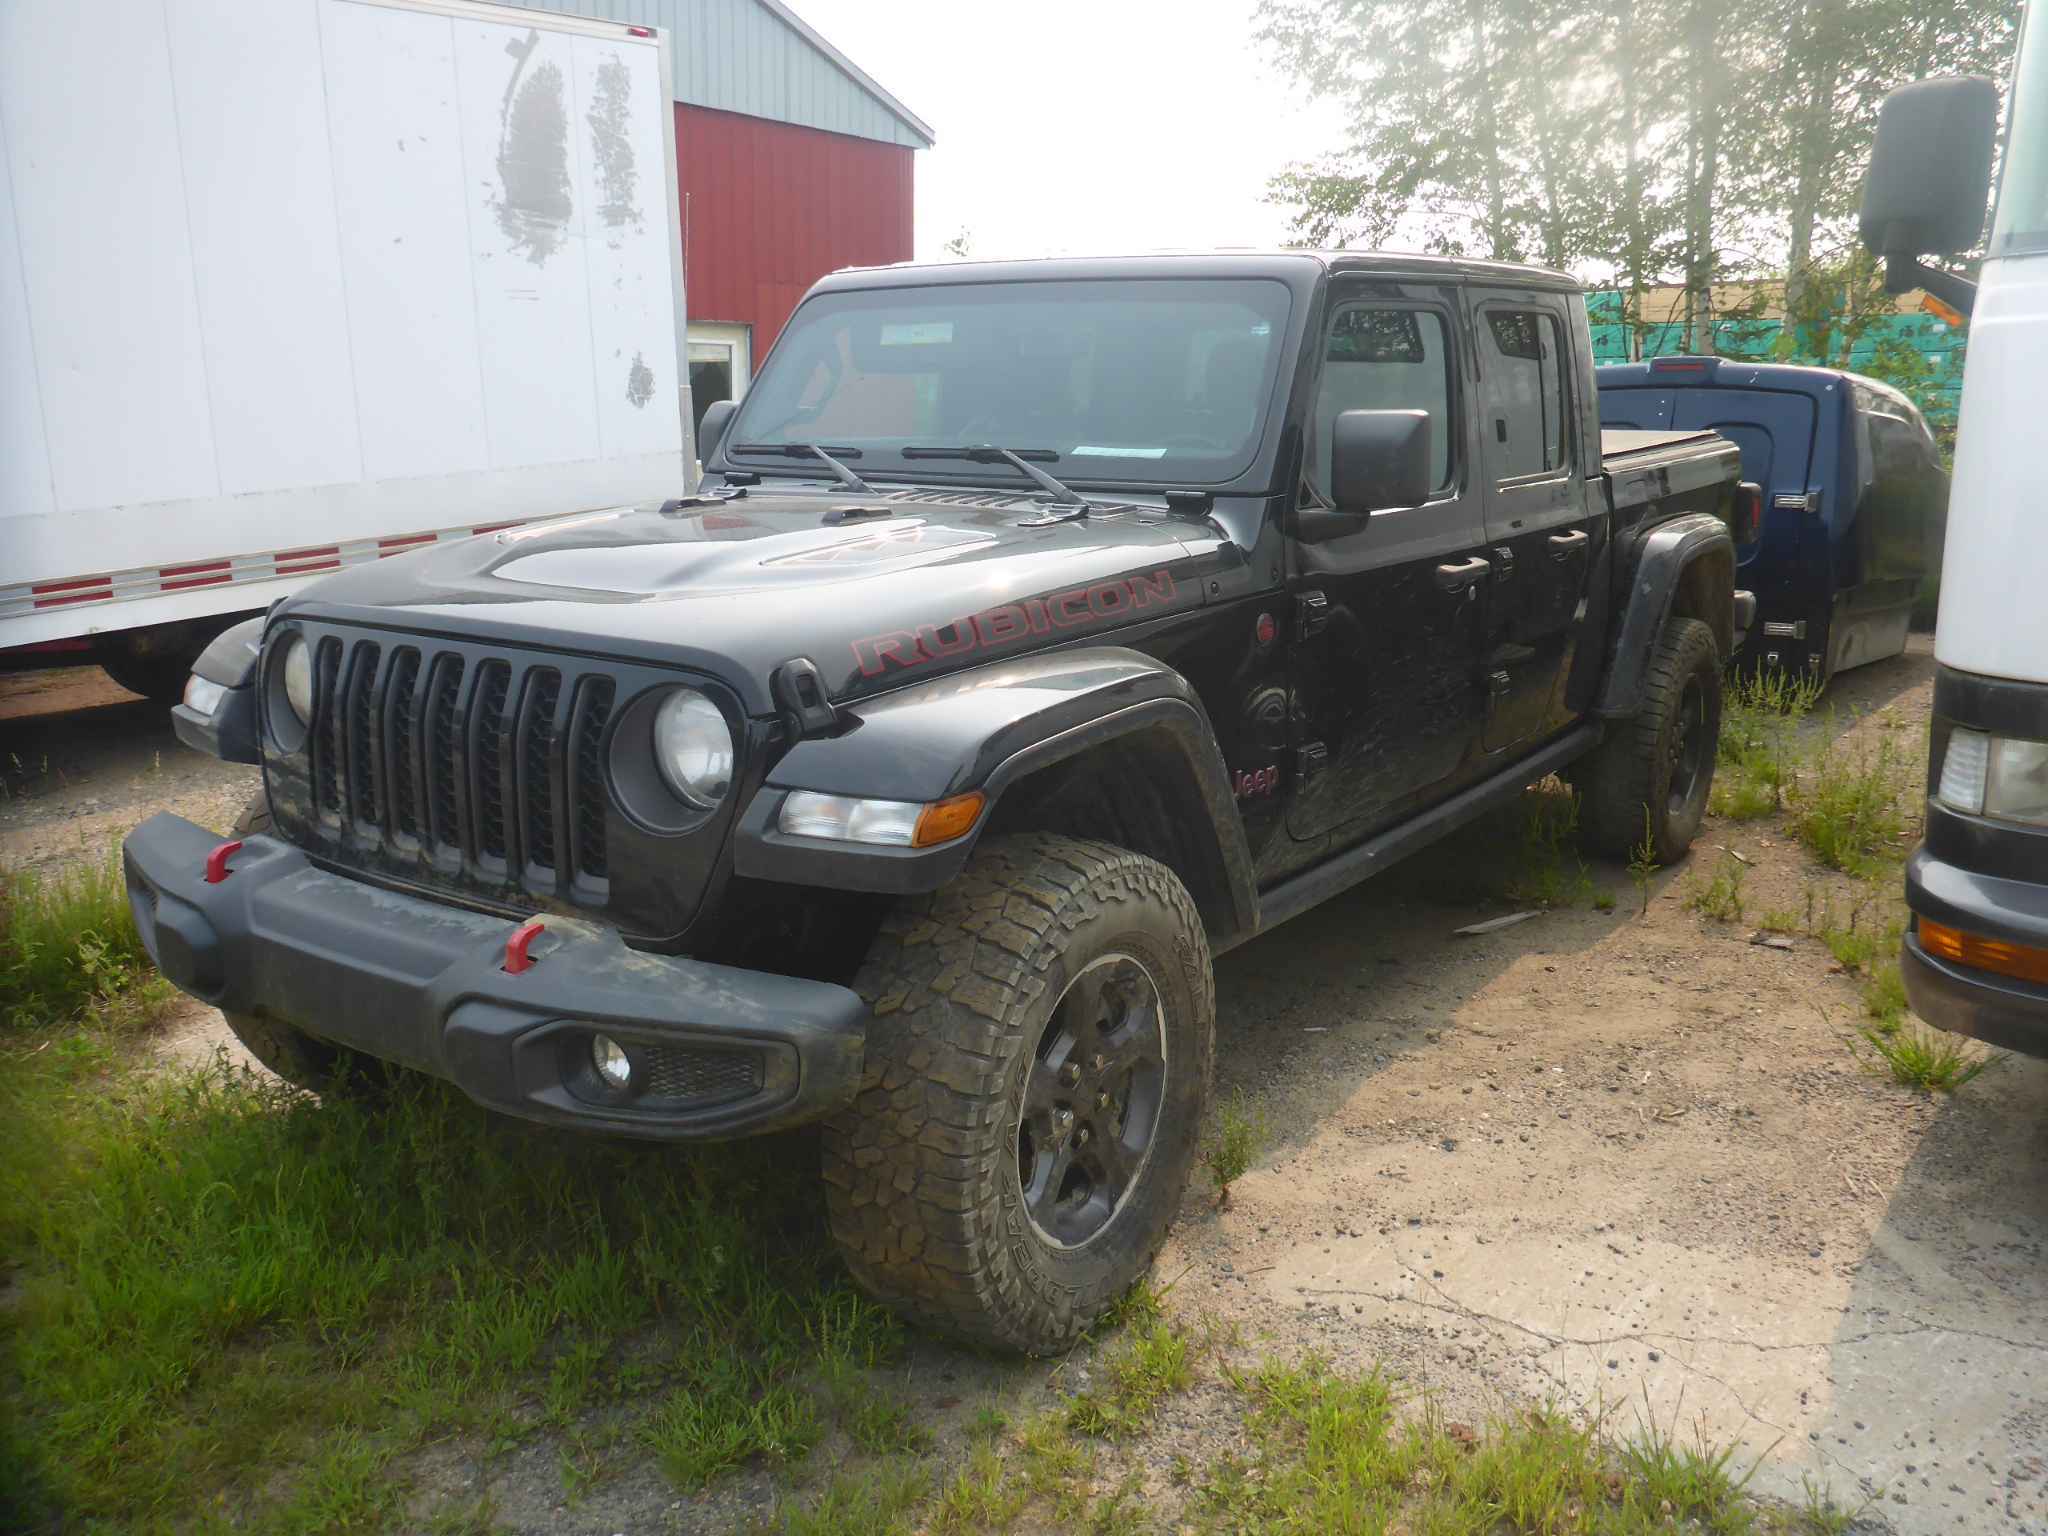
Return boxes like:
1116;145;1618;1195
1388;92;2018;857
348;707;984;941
527;0;932;437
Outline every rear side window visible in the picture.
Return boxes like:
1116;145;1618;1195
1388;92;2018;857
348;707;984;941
1478;308;1570;479
1311;304;1454;496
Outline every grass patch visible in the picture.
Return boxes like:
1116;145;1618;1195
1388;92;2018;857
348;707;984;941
1063;1313;1197;1441
1858;1025;1996;1093
1788;735;1910;877
1204;1091;1266;1205
1685;854;1749;923
1713;664;1823;821
0;1040;911;1530
1505;782;1595;909
1;850;157;1028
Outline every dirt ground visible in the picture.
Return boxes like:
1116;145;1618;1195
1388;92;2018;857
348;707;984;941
5;645;2045;1534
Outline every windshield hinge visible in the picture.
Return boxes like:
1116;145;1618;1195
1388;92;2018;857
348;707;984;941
771;658;841;740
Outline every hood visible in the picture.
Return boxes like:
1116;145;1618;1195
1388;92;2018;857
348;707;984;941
280;486;1235;714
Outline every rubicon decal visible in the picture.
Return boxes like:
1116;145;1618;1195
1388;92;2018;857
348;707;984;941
852;570;1181;678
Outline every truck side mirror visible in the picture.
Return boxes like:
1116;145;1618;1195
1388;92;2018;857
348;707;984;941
698;399;737;463
1860;76;1998;259
1330;409;1432;516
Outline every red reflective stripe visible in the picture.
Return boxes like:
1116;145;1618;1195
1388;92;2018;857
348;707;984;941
31;575;111;594
471;521;521;535
276;545;339;561
159;559;231;578
161;572;234;591
33;588;113;608
378;533;434;549
275;559;341;576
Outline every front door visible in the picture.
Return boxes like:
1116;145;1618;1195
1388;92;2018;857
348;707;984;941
1469;294;1596;751
1287;290;1493;844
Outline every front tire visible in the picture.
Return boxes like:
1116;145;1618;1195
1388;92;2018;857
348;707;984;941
1575;616;1721;863
823;833;1215;1354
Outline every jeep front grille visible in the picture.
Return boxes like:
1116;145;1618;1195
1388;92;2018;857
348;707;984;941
306;635;617;893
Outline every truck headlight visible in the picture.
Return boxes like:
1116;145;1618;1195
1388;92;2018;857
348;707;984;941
281;635;314;724
1937;728;2048;824
779;789;985;847
652;688;732;809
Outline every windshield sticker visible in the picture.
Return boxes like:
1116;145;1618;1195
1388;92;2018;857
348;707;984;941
879;322;954;346
852;569;1181;678
1071;445;1168;459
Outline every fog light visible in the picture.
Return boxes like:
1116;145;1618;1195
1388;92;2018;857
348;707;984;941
591;1033;632;1090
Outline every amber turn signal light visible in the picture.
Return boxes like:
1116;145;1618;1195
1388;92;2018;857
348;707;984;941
912;792;986;848
1919;917;2048;986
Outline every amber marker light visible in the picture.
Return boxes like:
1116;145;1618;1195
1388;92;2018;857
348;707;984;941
913;792;986;847
1919;917;2048;985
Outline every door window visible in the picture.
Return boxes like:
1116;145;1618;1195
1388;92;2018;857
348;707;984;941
1478;308;1570;480
1311;305;1454;496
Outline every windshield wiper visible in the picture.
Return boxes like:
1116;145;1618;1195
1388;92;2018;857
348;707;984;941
900;445;1086;508
731;442;876;496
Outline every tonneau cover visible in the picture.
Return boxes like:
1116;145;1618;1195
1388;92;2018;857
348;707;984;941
1600;428;1725;465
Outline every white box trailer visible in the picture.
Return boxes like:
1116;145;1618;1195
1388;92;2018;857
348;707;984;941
0;0;691;699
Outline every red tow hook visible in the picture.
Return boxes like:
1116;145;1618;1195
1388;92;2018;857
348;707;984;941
203;839;243;884
502;917;546;974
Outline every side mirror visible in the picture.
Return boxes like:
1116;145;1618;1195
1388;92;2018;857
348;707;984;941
1330;409;1432;516
698;399;737;463
1860;76;1997;259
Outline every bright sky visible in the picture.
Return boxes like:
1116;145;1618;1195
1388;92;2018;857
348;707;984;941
784;0;1351;263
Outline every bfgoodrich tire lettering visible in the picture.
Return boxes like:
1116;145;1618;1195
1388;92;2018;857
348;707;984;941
1576;616;1722;863
823;833;1215;1354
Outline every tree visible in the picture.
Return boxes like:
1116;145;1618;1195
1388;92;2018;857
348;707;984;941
1258;0;2020;338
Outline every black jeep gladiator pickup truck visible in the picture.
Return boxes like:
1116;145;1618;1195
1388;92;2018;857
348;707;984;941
129;252;1752;1352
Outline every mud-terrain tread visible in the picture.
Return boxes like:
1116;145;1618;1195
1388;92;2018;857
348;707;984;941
1575;616;1720;862
823;832;1214;1355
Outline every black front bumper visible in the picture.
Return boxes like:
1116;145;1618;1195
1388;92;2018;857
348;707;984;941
122;813;868;1138
1902;840;2048;1061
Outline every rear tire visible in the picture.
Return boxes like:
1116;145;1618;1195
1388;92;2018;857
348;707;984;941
823;833;1215;1354
1575;616;1721;864
217;794;402;1100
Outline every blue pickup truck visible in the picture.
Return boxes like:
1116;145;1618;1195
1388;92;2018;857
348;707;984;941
1597;356;1948;680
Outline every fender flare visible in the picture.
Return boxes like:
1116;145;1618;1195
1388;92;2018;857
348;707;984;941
171;615;267;764
731;646;1260;942
1593;514;1736;718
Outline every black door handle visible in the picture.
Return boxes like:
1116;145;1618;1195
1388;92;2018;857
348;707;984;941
1434;556;1491;592
1547;529;1589;560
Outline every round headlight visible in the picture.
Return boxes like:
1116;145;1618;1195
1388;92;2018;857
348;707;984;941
652;688;732;809
281;635;314;724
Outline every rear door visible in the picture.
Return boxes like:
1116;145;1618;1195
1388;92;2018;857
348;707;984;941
1469;292;1596;751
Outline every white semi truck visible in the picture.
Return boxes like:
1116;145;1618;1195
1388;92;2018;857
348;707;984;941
1862;27;2048;1058
0;0;691;700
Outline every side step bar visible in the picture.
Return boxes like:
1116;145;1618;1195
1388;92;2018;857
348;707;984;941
1226;723;1601;952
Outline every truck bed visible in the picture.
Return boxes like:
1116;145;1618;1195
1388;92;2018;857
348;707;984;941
1601;427;1740;514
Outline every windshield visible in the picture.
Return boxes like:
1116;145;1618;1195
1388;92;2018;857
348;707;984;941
1994;3;2048;255
725;278;1294;486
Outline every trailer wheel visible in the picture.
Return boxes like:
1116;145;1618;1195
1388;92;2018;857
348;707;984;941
216;795;403;1100
1574;616;1721;864
823;833;1214;1354
99;649;197;707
